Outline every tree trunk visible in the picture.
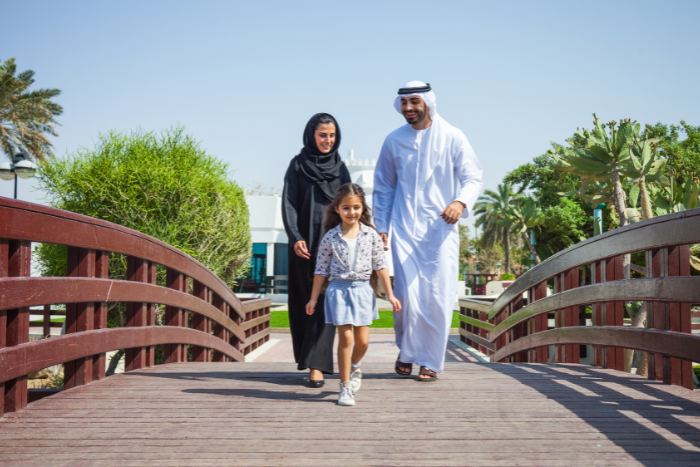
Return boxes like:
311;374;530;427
636;351;648;377
639;179;653;221
504;227;511;274
523;232;541;265
611;168;631;280
624;303;647;372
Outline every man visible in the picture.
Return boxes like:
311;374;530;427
373;81;483;380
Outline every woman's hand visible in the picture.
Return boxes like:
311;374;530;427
388;295;402;313
305;299;317;315
294;240;310;259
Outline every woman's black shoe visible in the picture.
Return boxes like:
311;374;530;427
309;379;325;388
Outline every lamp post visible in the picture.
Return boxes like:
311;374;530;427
0;153;37;199
496;262;502;277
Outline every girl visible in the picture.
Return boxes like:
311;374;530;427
306;183;401;406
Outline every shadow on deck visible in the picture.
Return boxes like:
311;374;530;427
1;361;699;466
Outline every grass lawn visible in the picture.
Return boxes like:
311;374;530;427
271;310;460;329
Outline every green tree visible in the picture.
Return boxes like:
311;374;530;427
508;198;543;264
473;183;517;274
36;127;251;287
0;58;62;161
647;121;700;181
505;154;594;258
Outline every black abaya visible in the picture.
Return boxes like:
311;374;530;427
281;114;351;375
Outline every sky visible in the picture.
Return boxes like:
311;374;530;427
3;0;700;232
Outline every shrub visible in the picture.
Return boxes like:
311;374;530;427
499;273;516;280
36;127;251;288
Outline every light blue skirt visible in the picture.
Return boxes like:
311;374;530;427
324;279;379;327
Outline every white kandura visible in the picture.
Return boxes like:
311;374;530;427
374;81;483;373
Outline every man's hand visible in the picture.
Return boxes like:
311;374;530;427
440;201;465;225
294;240;310;259
379;233;389;251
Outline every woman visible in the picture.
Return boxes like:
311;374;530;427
282;113;351;387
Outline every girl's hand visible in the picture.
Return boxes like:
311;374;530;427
388;296;402;313
294;240;310;259
305;300;317;315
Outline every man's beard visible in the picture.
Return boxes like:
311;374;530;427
403;106;427;125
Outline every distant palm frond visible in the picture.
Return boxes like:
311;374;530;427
0;58;62;161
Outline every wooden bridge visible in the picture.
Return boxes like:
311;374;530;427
1;197;700;466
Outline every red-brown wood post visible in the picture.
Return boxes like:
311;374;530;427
4;240;30;413
125;257;148;371
564;268;580;364
667;245;693;389
92;251;109;381
146;262;157;367
592;260;604;368
192;280;209;362
164;268;184;364
230;304;242;355
212;294;227;362
64;247;96;389
604;256;624;371
511;294;525;363
0;239;7;417
42;304;51;338
479;311;489;355
648;248;667;382
534;281;548;363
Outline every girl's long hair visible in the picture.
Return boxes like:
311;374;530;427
323;183;383;296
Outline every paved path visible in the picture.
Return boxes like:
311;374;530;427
1;360;700;466
248;333;484;365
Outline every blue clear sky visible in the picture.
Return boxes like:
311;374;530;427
3;0;700;232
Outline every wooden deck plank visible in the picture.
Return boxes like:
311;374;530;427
1;362;699;466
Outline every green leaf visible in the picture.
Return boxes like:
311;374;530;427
568;156;609;173
628;183;640;208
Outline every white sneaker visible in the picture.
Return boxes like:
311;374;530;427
338;382;355;406
350;367;362;393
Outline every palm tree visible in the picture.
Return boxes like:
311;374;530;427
473;183;517;274
0;58;62;161
509;197;542;264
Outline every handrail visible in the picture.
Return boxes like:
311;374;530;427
488;277;700;341
0;196;272;417
0;198;247;319
487;208;700;319
0;277;246;342
491;327;700;363
458;207;700;392
0;327;243;383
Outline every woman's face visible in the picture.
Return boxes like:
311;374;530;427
314;123;336;154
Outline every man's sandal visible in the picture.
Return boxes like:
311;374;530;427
418;366;438;382
395;358;412;376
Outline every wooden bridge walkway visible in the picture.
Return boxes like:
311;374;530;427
2;361;700;466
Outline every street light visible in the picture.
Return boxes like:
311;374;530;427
496;262;502;276
0;153;37;199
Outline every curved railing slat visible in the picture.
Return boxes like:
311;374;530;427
488;208;700;318
0;277;246;342
0;198;246;320
0;327;243;384
488;277;700;341
491;327;700;363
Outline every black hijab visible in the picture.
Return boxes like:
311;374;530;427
297;113;344;201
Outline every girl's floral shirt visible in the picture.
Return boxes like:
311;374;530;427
314;223;387;281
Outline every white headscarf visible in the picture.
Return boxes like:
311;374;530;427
393;80;438;119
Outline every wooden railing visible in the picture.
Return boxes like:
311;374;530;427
0;197;270;416
460;207;700;390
